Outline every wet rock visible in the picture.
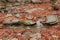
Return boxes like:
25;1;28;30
52;5;59;11
11;18;21;25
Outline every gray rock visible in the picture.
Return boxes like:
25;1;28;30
4;18;11;24
46;15;58;24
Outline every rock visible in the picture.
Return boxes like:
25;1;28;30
3;18;11;24
31;0;42;4
46;15;58;24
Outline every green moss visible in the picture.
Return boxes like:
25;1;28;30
51;0;56;5
22;21;31;25
13;3;20;7
1;0;8;2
